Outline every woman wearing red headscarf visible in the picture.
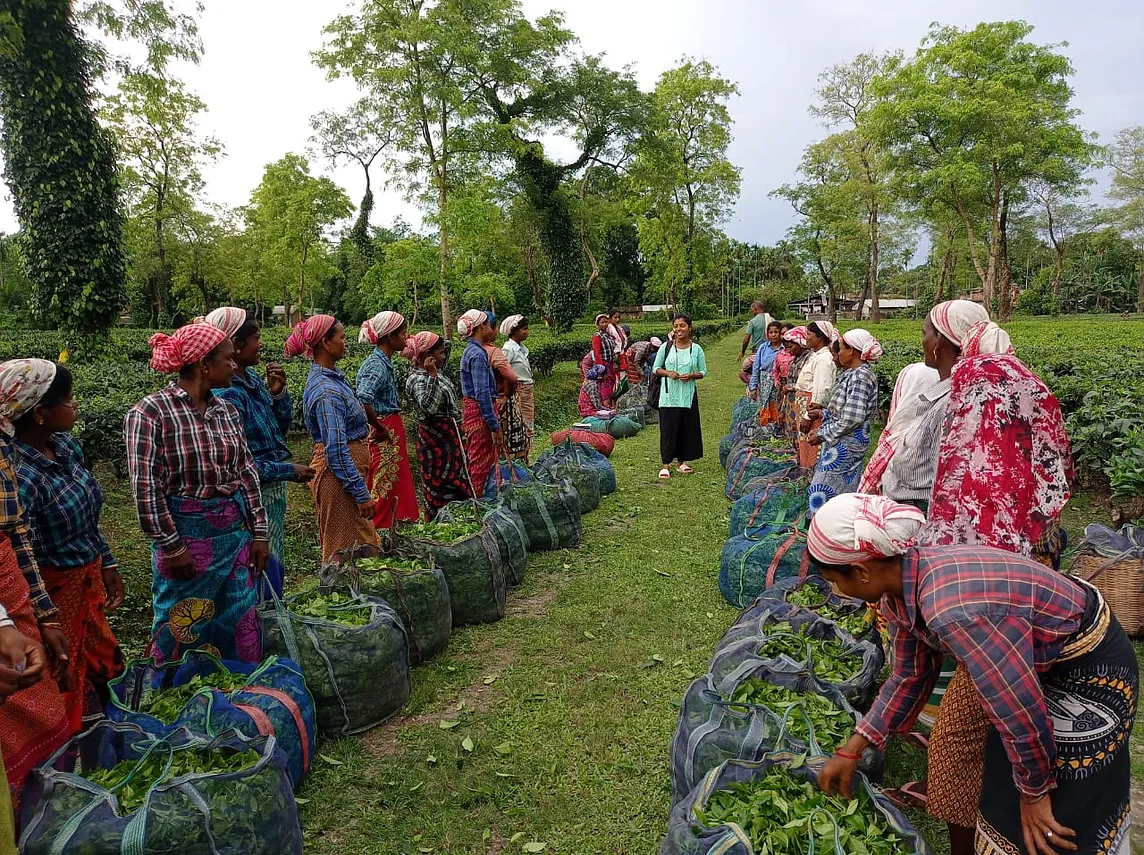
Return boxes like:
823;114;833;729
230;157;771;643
125;324;270;667
775;326;808;448
287;315;380;562
357;311;419;528
404;331;474;516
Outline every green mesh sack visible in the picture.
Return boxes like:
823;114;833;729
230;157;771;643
533;459;602;514
321;554;452;665
729;485;808;539
435;499;529;587
258;589;411;736
730;396;762;429
392;521;507;626
20;722;302;855
620;407;646;428
535;439;616;495
719;434;735;469
663;755;932;855
719;526;809;609
606;414;641;439
499;478;582;552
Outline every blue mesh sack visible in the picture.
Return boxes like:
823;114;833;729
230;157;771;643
482;457;533;499
532;458;602;514
498;478;582;552
392;517;507;626
20;722;302;855
710;605;885;710
719;525;809;609
729;484;808;539
320;553;453;665
724;441;797;501
258;589;411;736
662;755;932;855
755;575;876;641
730;396;762;430
535;439;616;496
670;673;880;804
105;652;315;788
719;434;735;469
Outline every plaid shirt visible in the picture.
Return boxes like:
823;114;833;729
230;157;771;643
817;363;877;445
15;434;116;572
857;546;1088;797
356;349;401;416
215;368;295;485
460;339;500;432
303;364;371;504
0;438;55;620
406;368;461;420
124;385;269;548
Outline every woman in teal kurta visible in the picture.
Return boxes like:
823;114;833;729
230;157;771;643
653;314;707;479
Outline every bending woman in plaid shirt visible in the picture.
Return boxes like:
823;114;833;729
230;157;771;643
125;324;270;667
810;494;1135;855
804;328;881;516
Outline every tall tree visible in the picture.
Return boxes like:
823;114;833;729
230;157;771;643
630;58;740;316
872;21;1095;318
1106;126;1144;311
103;72;222;325
246;154;353;321
0;0;127;353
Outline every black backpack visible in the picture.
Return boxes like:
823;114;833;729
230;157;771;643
647;343;673;410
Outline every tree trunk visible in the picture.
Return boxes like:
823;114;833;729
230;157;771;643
868;201;880;323
952;190;988;300
997;193;1013;321
437;180;451;338
1045;201;1064;313
297;242;308;317
1136;262;1144;314
580;164;599;300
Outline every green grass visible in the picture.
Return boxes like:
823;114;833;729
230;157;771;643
91;329;1142;854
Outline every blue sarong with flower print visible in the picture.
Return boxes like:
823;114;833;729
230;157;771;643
148;493;261;666
807;428;871;517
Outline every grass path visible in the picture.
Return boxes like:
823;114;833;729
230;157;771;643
298;332;746;854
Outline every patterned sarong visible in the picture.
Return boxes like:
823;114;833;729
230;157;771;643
368;413;419;529
311;439;379;563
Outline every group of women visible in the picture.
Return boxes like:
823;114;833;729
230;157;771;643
737;300;1133;855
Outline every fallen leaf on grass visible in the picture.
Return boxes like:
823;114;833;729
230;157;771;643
522;844;548;853
319;754;344;767
461;736;474;753
654;569;672;577
510;832;526;844
439;719;460;730
483;674;498;685
583;630;596;640
294;797;310;805
494;742;513;756
426;754;437;765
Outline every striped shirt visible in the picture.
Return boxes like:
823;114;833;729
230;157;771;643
881;378;951;504
856;546;1088;797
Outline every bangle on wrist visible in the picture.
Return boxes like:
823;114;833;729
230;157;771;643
834;749;862;761
38;621;61;629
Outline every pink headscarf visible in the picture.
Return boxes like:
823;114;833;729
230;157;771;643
808;493;926;566
929;300;989;349
402;331;441;363
359;311;406;345
149;324;228;374
284;315;338;359
841;328;883;362
202;306;248;338
457;309;488;338
810;320;838;345
961;321;1014;359
0;358;57;436
782;326;808;347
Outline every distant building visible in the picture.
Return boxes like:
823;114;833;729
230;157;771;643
856;298;917;319
787;296;918;320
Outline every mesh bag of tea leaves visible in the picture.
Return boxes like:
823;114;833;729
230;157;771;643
730;397;762;431
725;441;797;501
258;589;410;736
757;576;876;642
20;722;302;855
582;414;642;439
710;607;885;710
535;439;617;496
322;553;452;665
482;457;534;499
532;458;602;514
718;434;735;469
729;485;809;539
106;651;316;788
496;477;582;552
662;755;931;855
670;673;881;804
435;499;529;587
393;516;508;625
719;525;809;609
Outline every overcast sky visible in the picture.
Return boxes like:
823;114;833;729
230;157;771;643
2;0;1141;243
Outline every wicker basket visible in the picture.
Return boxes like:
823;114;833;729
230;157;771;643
1071;551;1144;638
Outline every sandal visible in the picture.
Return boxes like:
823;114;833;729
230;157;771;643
677;464;695;475
881;781;928;812
658;468;671;480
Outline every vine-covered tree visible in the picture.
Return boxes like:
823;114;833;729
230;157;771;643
0;0;127;353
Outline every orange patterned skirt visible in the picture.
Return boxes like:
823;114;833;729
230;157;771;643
311;440;380;564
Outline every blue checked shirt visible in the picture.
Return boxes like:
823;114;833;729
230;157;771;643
816;362;878;446
15;433;116;573
215;368;295;485
460;339;500;432
303;364;371;504
0;438;56;620
356;349;401;416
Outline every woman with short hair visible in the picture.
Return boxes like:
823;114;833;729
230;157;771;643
13;362;123;732
810;493;1134;855
357;311;419;529
125;324;270;665
205;308;314;568
287;315;379;562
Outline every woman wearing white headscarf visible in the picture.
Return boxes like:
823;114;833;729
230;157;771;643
808;493;1135;855
794;320;838;469
857;362;941;496
805;329;881;516
499;315;534;459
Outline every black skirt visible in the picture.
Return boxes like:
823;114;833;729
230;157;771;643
659;393;703;464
